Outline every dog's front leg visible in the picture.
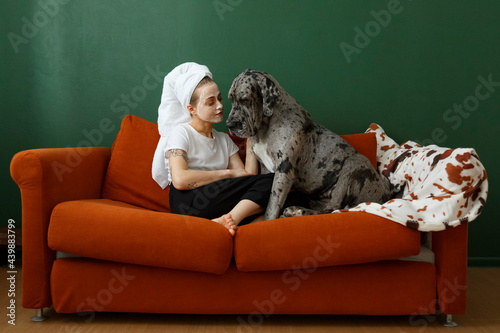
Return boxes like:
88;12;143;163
264;172;294;220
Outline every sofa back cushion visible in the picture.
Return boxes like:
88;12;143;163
101;115;377;212
340;133;377;169
101;115;170;212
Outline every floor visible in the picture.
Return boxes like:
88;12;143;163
2;266;499;332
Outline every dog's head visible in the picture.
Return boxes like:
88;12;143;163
226;69;280;137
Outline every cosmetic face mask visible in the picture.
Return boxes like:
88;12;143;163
193;83;224;124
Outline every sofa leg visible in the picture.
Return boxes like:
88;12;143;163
441;314;457;327
31;308;48;322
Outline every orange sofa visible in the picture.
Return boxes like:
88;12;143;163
10;115;468;326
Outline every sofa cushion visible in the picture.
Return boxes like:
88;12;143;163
234;211;420;272
48;199;233;274
340;132;377;169
101;115;171;212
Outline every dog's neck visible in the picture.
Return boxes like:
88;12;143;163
249;117;270;144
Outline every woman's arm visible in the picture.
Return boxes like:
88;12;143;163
244;138;259;175
227;139;258;175
168;149;248;190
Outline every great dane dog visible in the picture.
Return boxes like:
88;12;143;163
226;69;392;220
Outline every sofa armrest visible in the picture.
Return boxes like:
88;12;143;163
10;147;111;309
432;223;468;315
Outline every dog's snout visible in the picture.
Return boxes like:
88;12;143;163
226;120;242;130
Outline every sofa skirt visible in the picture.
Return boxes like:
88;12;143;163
50;257;436;316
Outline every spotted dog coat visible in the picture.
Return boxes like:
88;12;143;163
226;69;392;220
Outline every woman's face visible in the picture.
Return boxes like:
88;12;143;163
190;82;224;124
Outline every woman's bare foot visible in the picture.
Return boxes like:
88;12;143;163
212;214;236;236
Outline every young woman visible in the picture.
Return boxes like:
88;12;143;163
166;75;274;235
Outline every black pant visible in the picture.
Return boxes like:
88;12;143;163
169;173;274;224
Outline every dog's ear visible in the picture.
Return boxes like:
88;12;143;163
252;71;279;117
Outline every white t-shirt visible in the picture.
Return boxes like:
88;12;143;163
166;123;239;173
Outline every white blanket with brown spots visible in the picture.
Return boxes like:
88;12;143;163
334;124;488;231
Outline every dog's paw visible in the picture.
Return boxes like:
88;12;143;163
281;206;313;217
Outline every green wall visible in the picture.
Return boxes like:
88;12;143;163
1;0;498;266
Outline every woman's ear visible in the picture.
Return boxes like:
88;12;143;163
187;104;195;115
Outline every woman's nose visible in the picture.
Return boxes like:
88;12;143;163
217;100;223;110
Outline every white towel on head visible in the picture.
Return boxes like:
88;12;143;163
152;62;212;189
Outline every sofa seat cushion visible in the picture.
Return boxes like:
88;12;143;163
48;199;233;274
234;212;420;272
